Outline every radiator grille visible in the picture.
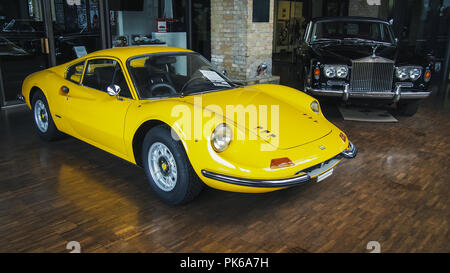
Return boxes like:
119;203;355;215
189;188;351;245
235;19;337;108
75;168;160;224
350;57;395;92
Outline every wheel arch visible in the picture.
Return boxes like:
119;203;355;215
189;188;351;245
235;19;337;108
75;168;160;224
29;86;43;104
132;119;188;167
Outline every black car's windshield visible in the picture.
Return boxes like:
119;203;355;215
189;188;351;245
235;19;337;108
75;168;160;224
128;53;235;99
311;20;394;44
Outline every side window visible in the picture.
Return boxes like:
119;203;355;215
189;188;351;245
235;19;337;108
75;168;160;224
82;59;132;99
66;61;85;84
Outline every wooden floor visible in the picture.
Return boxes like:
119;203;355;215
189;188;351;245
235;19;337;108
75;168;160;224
0;100;449;253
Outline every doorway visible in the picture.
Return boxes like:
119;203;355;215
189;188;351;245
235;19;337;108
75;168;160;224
272;0;310;63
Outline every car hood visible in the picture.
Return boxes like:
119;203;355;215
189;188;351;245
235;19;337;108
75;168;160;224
311;42;397;64
184;85;332;150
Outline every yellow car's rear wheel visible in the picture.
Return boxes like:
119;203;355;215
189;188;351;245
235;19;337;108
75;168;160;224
142;125;203;205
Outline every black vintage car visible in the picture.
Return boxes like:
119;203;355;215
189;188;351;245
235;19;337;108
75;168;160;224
298;17;433;116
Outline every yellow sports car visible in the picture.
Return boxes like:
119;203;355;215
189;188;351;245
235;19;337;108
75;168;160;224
21;46;357;204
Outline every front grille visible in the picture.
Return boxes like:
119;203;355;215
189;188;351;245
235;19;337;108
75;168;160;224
350;56;395;92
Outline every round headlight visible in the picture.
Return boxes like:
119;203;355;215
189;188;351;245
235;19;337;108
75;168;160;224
409;67;422;81
211;124;232;152
310;101;319;113
395;67;409;80
324;66;336;78
336;66;348;78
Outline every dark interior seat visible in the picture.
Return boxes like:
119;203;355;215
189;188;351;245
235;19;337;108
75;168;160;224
94;66;115;91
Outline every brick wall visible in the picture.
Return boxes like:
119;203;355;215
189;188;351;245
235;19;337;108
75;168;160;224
211;0;274;81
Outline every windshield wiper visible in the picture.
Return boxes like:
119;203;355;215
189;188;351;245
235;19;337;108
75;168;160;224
311;38;342;44
343;37;391;45
181;80;234;96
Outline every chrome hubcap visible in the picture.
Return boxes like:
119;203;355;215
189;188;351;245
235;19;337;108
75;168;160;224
34;99;48;133
148;142;177;192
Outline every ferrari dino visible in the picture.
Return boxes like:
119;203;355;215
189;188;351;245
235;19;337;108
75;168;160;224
22;46;357;204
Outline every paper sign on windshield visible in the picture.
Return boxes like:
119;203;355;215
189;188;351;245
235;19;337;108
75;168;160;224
199;70;231;87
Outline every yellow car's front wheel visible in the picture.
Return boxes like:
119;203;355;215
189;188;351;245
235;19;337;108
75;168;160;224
142;125;203;205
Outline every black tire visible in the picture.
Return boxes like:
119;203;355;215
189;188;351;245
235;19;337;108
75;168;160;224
396;100;420;116
31;91;62;141
142;125;203;205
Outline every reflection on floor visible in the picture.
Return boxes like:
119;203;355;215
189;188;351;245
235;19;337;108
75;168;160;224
0;94;449;252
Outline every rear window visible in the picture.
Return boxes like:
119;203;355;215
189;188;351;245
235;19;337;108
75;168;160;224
312;21;394;43
66;61;85;84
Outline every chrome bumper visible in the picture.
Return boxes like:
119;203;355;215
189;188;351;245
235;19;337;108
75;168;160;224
306;84;430;102
201;141;358;188
341;141;358;158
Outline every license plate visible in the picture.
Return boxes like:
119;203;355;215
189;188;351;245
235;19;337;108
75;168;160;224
316;168;334;183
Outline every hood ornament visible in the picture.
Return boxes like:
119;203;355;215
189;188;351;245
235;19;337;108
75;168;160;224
371;45;379;58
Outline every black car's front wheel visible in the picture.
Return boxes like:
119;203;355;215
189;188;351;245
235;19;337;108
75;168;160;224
142;125;203;205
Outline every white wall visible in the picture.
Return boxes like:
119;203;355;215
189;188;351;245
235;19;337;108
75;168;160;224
117;0;159;36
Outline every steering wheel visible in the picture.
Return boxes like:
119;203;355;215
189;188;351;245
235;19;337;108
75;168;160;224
148;83;177;97
180;76;208;93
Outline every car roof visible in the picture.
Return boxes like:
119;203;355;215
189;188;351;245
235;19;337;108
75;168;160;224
84;46;194;62
311;16;389;24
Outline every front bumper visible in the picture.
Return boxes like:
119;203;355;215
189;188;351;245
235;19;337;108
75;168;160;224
201;141;358;188
306;85;430;102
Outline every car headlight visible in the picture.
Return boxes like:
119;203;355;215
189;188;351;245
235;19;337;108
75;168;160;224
310;101;320;113
396;66;422;81
324;65;348;78
211;124;232;152
409;67;422;81
324;65;336;78
336;66;348;78
395;67;409;80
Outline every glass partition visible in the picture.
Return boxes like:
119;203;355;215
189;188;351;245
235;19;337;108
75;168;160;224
51;0;102;65
0;0;49;106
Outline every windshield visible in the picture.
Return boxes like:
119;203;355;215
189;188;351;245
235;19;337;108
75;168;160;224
128;53;235;99
311;20;394;43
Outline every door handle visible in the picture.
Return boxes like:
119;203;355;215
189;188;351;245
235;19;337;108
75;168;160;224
61;86;69;94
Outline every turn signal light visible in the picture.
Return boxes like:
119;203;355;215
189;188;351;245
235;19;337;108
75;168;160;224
424;70;431;82
314;67;320;80
270;157;294;169
339;132;347;143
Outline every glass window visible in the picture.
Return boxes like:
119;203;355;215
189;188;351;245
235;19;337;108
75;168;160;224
312;21;394;43
51;0;102;65
128;53;235;98
66;61;85;83
0;0;48;106
82;59;132;98
108;0;187;48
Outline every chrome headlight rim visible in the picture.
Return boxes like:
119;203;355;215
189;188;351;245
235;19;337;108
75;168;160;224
409;67;422;81
324;65;336;78
396;66;423;81
336;65;348;78
324;64;348;78
211;123;232;153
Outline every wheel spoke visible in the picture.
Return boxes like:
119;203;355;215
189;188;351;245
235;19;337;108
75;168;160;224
147;141;178;192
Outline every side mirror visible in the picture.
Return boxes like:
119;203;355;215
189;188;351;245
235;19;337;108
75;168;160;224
107;84;121;97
